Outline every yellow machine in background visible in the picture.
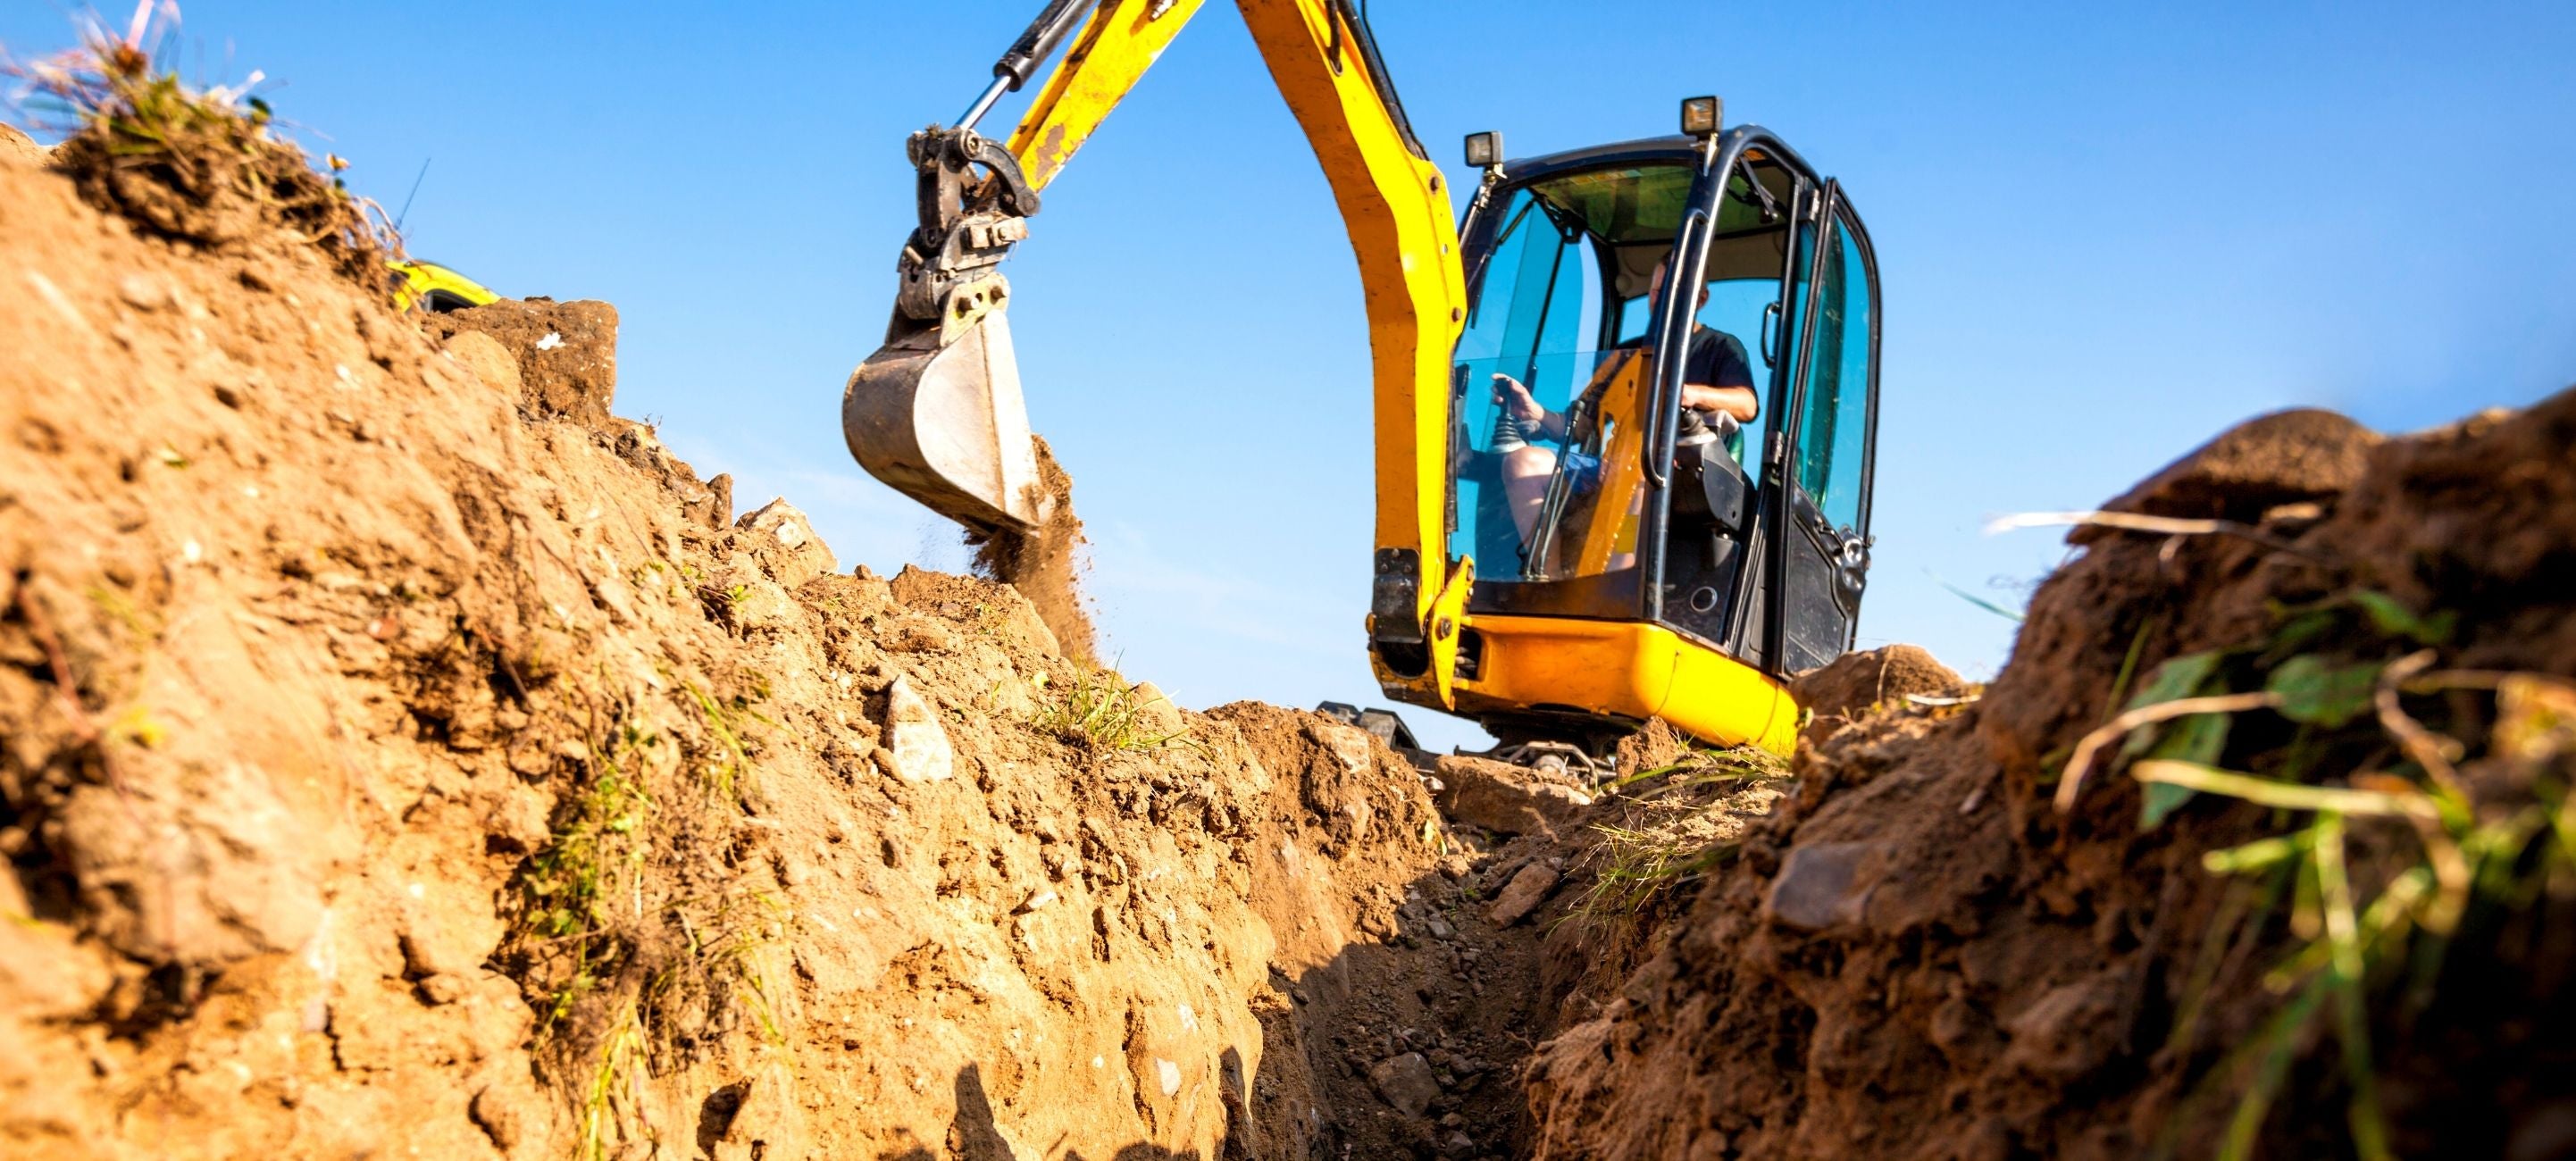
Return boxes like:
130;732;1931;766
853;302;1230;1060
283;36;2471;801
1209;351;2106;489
389;258;498;313
842;0;1884;763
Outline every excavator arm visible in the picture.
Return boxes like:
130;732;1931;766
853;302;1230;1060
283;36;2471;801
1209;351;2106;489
841;0;1473;706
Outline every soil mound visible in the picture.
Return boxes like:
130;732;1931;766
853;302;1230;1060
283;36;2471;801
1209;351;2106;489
32;41;393;288
966;435;1097;664
8;43;2572;1161
1524;397;2576;1159
1788;642;1969;739
0;131;1533;1159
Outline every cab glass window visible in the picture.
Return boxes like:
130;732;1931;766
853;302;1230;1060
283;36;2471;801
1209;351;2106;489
1450;179;1626;578
1792;211;1874;531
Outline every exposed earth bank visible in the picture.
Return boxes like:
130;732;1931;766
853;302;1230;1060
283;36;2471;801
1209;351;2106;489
1525;403;2576;1159
0;139;1588;1159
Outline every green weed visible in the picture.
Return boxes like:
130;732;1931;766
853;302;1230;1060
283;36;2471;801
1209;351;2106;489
521;721;656;1029
576;1003;645;1161
1568;744;1786;924
681;677;772;801
2062;589;2576;1159
1034;665;1187;751
1571;823;1741;922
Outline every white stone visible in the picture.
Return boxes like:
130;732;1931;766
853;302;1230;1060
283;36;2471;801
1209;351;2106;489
880;676;954;783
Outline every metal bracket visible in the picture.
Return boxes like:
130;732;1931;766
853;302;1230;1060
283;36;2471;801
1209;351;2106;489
891;128;1041;330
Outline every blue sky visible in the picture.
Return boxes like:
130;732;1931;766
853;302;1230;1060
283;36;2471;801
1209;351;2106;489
9;2;2572;752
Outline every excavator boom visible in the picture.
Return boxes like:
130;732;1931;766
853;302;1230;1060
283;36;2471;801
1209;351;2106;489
841;0;1473;702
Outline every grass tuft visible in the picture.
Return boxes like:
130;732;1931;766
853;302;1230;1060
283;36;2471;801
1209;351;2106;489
6;3;398;282
1033;665;1187;751
1567;744;1788;924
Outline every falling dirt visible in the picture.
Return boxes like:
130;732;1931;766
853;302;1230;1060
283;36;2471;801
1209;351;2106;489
966;436;1097;664
5;52;2574;1161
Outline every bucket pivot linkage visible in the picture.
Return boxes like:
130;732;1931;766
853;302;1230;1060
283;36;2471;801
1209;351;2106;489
842;126;1050;533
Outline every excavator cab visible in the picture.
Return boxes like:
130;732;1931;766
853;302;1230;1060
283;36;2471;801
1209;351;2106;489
1430;127;1881;754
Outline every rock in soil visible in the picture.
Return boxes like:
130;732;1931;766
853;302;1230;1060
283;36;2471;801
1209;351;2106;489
1435;755;1594;837
422;297;620;429
1487;863;1561;927
1369;1050;1442;1118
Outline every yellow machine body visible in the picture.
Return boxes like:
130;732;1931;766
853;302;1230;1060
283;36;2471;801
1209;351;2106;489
1447;616;1801;756
389;259;498;313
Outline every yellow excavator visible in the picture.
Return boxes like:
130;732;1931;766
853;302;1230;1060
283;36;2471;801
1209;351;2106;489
843;0;1881;763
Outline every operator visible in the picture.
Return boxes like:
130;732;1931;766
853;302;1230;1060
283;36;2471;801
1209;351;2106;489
1487;256;1760;546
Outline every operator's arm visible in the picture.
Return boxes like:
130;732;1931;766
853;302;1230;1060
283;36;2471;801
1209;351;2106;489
1682;383;1758;423
1681;331;1760;422
1493;374;1568;442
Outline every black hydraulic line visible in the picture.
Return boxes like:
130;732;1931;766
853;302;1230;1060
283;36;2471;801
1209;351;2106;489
1332;0;1426;160
1519;230;1570;391
996;0;1099;88
962;0;1100;128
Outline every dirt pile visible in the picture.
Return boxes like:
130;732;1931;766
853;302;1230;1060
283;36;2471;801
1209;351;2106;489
1787;642;1969;741
966;435;1097;664
0;124;1577;1160
1524;397;2576;1159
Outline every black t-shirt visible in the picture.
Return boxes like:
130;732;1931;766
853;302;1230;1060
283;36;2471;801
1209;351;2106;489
1685;327;1755;392
1575;327;1756;444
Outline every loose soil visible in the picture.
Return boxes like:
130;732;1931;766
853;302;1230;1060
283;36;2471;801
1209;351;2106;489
966;436;1096;664
0;118;1585;1161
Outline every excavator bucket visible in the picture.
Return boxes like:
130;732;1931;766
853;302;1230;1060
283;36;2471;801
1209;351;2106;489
841;305;1047;534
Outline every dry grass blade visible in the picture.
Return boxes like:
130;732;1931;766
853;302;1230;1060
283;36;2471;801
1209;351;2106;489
2056;691;2283;813
1983;508;2321;557
2351;771;2471;936
2373;649;2469;799
2130;761;2435;819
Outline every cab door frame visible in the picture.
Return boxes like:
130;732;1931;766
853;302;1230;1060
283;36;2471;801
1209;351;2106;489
1631;130;1859;674
1759;180;1883;674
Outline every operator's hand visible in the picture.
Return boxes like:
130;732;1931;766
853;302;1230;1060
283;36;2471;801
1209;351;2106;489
1491;373;1546;428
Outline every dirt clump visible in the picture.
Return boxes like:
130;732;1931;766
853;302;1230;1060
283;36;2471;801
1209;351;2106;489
422;298;621;429
2073;405;2381;545
1788;642;1969;740
966;434;1097;664
0;121;43;165
1524;392;2576;1160
29;37;394;288
1434;754;1595;838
